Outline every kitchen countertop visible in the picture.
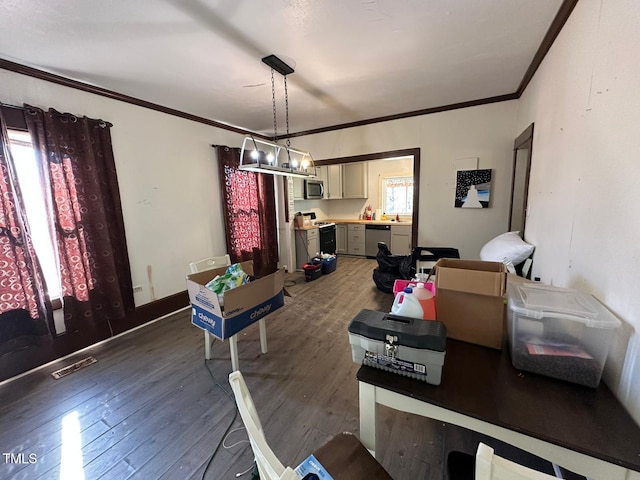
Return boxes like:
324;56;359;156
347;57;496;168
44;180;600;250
327;219;412;226
293;219;412;229
294;225;319;231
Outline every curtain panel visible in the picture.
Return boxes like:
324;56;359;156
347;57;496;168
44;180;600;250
0;108;52;356
25;106;134;334
216;146;278;277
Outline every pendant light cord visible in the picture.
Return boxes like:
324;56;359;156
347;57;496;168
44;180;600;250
271;68;278;141
284;75;291;149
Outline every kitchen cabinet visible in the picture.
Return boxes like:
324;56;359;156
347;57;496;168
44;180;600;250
342;162;368;199
295;227;319;270
336;224;348;254
347;224;366;256
326;164;343;199
292;177;304;200
316;166;329;199
390;225;412;255
319;163;368;200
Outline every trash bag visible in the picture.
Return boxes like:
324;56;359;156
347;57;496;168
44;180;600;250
375;242;405;273
372;267;398;293
374;242;410;293
399;255;415;280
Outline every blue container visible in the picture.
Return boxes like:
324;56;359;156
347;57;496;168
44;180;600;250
321;256;337;274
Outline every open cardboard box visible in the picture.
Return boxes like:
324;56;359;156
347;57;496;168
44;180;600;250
187;260;285;340
295;214;312;228
434;259;507;349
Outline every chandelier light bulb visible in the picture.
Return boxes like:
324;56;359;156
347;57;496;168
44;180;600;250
266;152;274;164
291;159;299;169
251;149;259;160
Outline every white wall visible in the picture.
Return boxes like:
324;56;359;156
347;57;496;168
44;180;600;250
516;0;640;423
0;69;242;306
293;101;519;259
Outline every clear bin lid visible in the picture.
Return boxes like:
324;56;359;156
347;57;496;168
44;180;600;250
507;283;621;329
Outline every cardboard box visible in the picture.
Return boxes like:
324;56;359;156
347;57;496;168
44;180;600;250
187;261;285;340
434;259;507;349
295;214;312;228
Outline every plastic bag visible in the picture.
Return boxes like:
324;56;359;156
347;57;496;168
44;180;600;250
205;263;249;306
372;267;397;293
375;242;405;274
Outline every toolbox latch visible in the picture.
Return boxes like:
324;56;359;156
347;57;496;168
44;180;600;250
385;334;398;359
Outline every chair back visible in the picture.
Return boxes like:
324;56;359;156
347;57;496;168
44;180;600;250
411;246;460;279
189;254;231;274
475;443;558;480
228;371;298;480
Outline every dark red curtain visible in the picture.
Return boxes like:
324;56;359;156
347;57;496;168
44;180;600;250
25;106;134;335
0;109;52;356
216;145;278;276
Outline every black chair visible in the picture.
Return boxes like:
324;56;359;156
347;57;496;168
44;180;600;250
409;246;460;279
372;244;460;293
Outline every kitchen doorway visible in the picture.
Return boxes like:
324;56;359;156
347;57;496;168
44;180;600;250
314;147;420;249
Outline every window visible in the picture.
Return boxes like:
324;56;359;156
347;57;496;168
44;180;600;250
6;129;62;300
382;176;413;215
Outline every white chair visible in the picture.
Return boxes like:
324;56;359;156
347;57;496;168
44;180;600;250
475;443;558;480
189;254;231;274
189;255;268;371
228;371;392;480
228;371;298;480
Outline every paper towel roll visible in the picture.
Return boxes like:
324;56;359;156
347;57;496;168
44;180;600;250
375;209;382;220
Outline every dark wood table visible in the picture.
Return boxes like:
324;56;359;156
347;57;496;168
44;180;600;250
357;339;640;480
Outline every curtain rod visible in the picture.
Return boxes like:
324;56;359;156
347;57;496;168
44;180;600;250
0;102;26;110
1;102;112;128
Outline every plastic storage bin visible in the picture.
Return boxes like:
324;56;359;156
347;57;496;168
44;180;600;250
392;279;435;297
321;255;337;274
506;283;621;387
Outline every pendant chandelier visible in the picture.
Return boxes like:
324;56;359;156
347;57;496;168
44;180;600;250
239;55;315;178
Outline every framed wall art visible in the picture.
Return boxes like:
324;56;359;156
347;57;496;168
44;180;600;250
455;169;492;208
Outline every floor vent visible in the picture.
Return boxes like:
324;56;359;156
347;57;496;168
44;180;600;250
51;356;97;380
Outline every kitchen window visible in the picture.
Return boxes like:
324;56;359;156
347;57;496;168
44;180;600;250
382;175;413;215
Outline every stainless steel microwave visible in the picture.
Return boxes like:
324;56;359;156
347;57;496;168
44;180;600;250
304;179;324;200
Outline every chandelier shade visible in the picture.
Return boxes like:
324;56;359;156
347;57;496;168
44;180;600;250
239;136;316;178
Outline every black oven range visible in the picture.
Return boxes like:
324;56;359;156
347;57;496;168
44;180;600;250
315;221;336;255
301;212;336;255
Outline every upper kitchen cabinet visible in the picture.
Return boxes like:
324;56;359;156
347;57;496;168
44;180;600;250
326;164;343;199
317;162;368;200
292;177;304;200
342;162;368;199
316;165;329;199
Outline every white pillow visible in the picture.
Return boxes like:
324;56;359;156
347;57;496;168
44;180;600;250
480;231;534;266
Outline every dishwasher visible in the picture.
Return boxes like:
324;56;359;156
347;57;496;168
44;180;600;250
365;224;391;257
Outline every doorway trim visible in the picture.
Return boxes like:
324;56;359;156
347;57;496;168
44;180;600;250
508;124;534;235
315;148;420;249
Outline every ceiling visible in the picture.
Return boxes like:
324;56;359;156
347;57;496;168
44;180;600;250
0;0;567;137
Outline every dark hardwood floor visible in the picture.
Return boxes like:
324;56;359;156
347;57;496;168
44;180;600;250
0;257;566;480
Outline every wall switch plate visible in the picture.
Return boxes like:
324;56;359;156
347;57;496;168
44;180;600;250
133;285;143;293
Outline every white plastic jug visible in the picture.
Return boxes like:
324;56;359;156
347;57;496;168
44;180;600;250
413;282;436;320
391;287;424;320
